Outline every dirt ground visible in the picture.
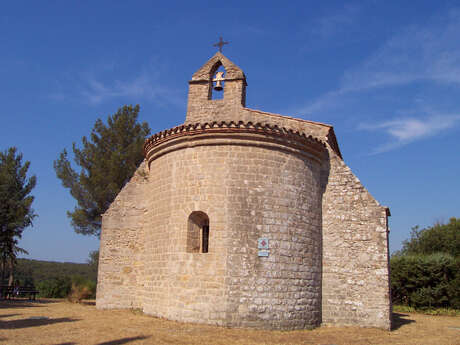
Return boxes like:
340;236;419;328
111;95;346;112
0;299;459;345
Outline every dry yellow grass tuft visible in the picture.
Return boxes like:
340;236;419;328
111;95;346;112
67;284;92;303
0;299;459;345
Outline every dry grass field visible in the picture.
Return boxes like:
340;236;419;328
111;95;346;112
0;299;459;345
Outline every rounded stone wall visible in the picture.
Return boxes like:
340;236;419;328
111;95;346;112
142;122;326;329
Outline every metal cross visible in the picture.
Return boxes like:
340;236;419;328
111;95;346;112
213;37;229;53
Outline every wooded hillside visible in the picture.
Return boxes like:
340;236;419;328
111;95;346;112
15;258;97;286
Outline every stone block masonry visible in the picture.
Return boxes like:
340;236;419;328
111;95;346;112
96;51;391;330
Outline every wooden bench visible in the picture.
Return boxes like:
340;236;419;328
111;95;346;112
1;285;39;300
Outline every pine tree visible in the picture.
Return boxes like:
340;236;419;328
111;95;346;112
0;147;37;285
54;104;150;237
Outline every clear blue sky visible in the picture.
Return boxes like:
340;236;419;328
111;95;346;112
1;1;459;263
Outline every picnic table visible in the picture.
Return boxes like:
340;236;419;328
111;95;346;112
0;285;39;300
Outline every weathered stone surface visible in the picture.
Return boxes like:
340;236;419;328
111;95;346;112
96;52;391;330
321;149;391;330
96;162;148;310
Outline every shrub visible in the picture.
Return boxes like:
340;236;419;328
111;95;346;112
37;277;72;298
36;275;97;300
68;283;92;303
67;275;96;302
391;253;460;309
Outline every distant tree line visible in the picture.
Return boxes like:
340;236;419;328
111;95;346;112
391;217;460;309
15;256;98;298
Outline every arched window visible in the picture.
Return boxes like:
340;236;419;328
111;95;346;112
187;211;209;253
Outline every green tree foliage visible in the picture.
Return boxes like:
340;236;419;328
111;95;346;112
0;147;37;284
398;218;459;257
37;276;72;298
54;105;150;237
391;254;460;309
37;275;97;299
15;258;97;298
15;258;97;285
391;218;460;309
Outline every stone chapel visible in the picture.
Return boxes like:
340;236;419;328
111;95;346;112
96;51;392;330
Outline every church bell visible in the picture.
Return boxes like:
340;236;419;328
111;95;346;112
213;71;225;91
214;81;223;91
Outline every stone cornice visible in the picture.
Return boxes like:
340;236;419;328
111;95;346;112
244;108;342;159
144;121;327;166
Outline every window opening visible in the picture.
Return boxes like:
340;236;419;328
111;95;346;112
202;225;209;253
186;211;210;253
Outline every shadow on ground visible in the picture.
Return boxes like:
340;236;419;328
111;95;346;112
0;316;79;329
0;299;59;309
392;312;415;330
97;336;151;345
50;338;150;345
0;301;41;309
80;300;96;306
